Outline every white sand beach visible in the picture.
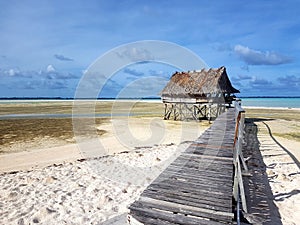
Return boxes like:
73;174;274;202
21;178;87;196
0;142;191;225
254;121;300;225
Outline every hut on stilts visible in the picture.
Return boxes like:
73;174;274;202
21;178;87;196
160;66;239;121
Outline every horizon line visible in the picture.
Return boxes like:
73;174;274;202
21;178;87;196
1;96;300;100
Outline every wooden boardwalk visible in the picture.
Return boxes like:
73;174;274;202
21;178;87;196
128;109;237;225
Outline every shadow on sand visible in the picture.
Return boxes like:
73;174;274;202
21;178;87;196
241;118;282;225
262;121;300;170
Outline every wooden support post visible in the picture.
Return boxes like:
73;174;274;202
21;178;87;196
193;104;199;120
233;158;239;201
162;101;226;121
233;103;248;213
163;103;167;120
238;159;248;213
173;104;177;120
238;112;249;173
164;103;173;120
208;103;212;122
179;103;183;121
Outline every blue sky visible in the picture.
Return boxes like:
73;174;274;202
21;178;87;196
0;0;300;97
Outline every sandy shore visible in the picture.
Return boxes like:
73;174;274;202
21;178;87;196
0;117;208;173
0;104;299;224
0;142;191;224
244;108;300;225
254;121;300;225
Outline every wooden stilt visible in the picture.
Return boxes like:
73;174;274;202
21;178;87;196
162;100;228;122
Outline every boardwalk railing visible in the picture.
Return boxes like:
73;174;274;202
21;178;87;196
233;100;249;217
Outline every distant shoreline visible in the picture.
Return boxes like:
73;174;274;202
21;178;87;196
243;106;300;110
0;97;299;109
0;97;161;100
0;96;300;100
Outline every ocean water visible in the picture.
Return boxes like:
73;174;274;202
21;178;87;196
0;98;299;108
240;98;300;108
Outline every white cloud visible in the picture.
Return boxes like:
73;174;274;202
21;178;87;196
0;68;30;77
123;68;144;77
54;54;74;61
234;45;292;65
46;64;56;73
117;47;154;62
8;69;16;76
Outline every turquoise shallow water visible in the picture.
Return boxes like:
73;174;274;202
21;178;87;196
0;98;299;109
240;98;300;108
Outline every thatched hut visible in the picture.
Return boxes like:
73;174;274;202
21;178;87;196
161;66;239;121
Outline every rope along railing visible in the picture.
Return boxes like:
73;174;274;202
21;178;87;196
233;100;249;222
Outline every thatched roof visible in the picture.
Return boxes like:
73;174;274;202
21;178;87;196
161;66;239;98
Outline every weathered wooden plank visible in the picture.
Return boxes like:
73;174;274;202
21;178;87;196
191;141;234;147
142;188;232;212
193;136;234;142
156;171;233;188
146;182;232;201
144;186;232;205
143;189;232;212
169;160;233;172
131;197;234;222
157;174;232;190
187;144;232;149
184;149;232;156
195;136;234;142
190;143;234;149
199;129;234;134
186;144;233;151
192;134;229;139
176;151;233;160
150;185;231;200
165;165;233;180
155;170;233;186
161;163;233;178
184;150;233;158
180;153;233;162
163;165;233;178
187;143;234;150
198;133;233;138
205;125;235;130
179;151;233;160
172;155;233;170
185;150;233;157
129;205;227;225
150;176;233;194
184;150;233;157
202;130;235;135
159;172;232;188
129;212;179;225
140;192;231;212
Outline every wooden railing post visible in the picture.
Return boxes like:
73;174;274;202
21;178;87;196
233;100;248;214
238;112;249;174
